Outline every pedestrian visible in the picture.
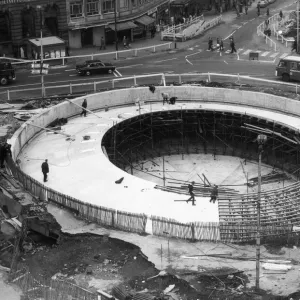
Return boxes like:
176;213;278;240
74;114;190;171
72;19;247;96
123;36;127;49
81;98;87;117
219;38;224;51
0;141;11;168
279;10;283;19
186;181;196;206
257;3;260;16
210;185;218;203
161;92;169;105
230;37;237;53
99;37;106;50
245;5;248;15
292;38;297;52
208;37;213;51
41;159;49;183
216;37;220;50
151;26;156;38
143;28;147;39
266;8;270;17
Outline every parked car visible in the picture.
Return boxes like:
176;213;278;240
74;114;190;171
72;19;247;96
0;62;16;85
258;0;269;8
276;55;300;82
76;60;116;76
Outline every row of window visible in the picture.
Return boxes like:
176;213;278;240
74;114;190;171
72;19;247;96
70;0;152;18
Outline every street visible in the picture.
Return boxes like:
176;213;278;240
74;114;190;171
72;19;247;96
0;0;296;97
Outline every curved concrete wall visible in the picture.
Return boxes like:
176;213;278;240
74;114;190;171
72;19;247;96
10;86;300;160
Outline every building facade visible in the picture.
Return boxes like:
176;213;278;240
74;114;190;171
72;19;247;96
66;0;169;48
0;0;68;57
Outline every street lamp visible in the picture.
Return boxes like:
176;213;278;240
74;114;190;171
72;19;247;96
36;5;45;98
114;0;118;53
255;134;267;291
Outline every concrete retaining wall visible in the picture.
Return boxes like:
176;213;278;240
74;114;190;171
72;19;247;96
10;86;300;160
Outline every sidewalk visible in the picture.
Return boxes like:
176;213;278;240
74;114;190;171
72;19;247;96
69;8;250;57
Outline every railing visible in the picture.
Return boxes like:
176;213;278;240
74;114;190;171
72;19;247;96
257;12;295;51
3;72;300;102
161;14;205;41
0;42;173;67
182;15;222;40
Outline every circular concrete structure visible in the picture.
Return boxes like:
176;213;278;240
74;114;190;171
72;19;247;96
10;84;300;241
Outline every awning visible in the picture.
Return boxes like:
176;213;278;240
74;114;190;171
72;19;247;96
108;21;137;31
135;15;155;26
170;0;190;7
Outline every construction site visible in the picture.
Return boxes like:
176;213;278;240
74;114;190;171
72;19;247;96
1;80;300;300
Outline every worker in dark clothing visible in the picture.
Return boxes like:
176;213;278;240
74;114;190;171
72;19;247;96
230;37;237;53
257;4;260;16
208;37;213;51
279;10;283;19
186;181;196;206
169;96;177;105
0;142;12;168
216;37;220;50
245;5;248;15
41;159;49;182
210;185;218;203
266;8;270;17
80;99;87;117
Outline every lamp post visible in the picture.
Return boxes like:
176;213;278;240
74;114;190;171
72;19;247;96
255;134;267;291
114;0;118;53
36;5;44;98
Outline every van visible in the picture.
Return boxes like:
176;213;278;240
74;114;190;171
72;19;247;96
275;55;300;82
0;62;16;85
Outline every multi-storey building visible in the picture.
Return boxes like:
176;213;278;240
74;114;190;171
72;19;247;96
0;0;68;57
66;0;170;48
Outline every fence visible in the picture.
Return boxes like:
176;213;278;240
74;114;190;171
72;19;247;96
160;14;204;41
257;14;278;51
272;13;295;48
0;42;173;67
182;15;222;41
3;72;300;102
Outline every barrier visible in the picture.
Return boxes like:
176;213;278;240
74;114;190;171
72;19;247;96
6;75;300;243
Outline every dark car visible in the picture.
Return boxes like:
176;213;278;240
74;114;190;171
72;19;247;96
0;62;16;85
76;60;116;76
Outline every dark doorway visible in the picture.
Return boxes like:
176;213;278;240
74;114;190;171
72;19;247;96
81;28;93;46
0;10;11;42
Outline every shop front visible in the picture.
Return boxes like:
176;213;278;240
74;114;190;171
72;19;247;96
170;0;191;23
106;21;137;46
134;14;156;39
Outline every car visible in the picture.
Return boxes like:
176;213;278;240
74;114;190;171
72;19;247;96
0;61;16;85
76;60;116;76
258;0;269;8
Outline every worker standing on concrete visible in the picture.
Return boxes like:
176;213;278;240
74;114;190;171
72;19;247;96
41;159;49;183
210;185;218;203
80;99;87;117
186;181;196;206
208;37;213;51
161;93;169;105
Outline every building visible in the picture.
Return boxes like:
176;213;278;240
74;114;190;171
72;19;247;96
66;0;170;48
0;0;68;58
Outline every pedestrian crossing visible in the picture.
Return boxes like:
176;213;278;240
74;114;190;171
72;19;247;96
201;46;290;60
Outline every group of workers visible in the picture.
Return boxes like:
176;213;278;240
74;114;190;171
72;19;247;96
186;181;219;206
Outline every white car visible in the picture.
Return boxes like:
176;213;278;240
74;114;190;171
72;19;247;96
258;0;269;8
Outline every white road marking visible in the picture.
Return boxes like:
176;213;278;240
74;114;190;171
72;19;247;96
185;51;202;66
225;50;231;53
65;69;75;72
270;52;280;58
114;70;122;77
186;59;193;65
69;74;77;77
249;18;255;22
261;51;270;57
242;49;252;55
113;71;119;77
224;30;236;40
28;72;61;78
154;58;178;63
224;60;228;64
279;53;289;59
117;64;143;69
243;21;248;25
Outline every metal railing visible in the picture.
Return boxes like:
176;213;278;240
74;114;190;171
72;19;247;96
0;42;173;67
257;16;278;52
272;13;295;48
2;72;300;102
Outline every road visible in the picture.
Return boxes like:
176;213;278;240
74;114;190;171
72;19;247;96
0;0;296;100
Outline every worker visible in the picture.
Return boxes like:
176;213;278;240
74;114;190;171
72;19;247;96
80;98;87;117
169;96;177;105
161;93;169;105
186;181;196;206
0;141;12;168
41;159;49;183
210;185;218;203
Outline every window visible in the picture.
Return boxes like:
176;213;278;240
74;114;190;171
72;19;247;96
120;0;128;8
70;1;83;18
86;0;99;15
102;0;114;13
290;62;297;70
278;61;286;67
